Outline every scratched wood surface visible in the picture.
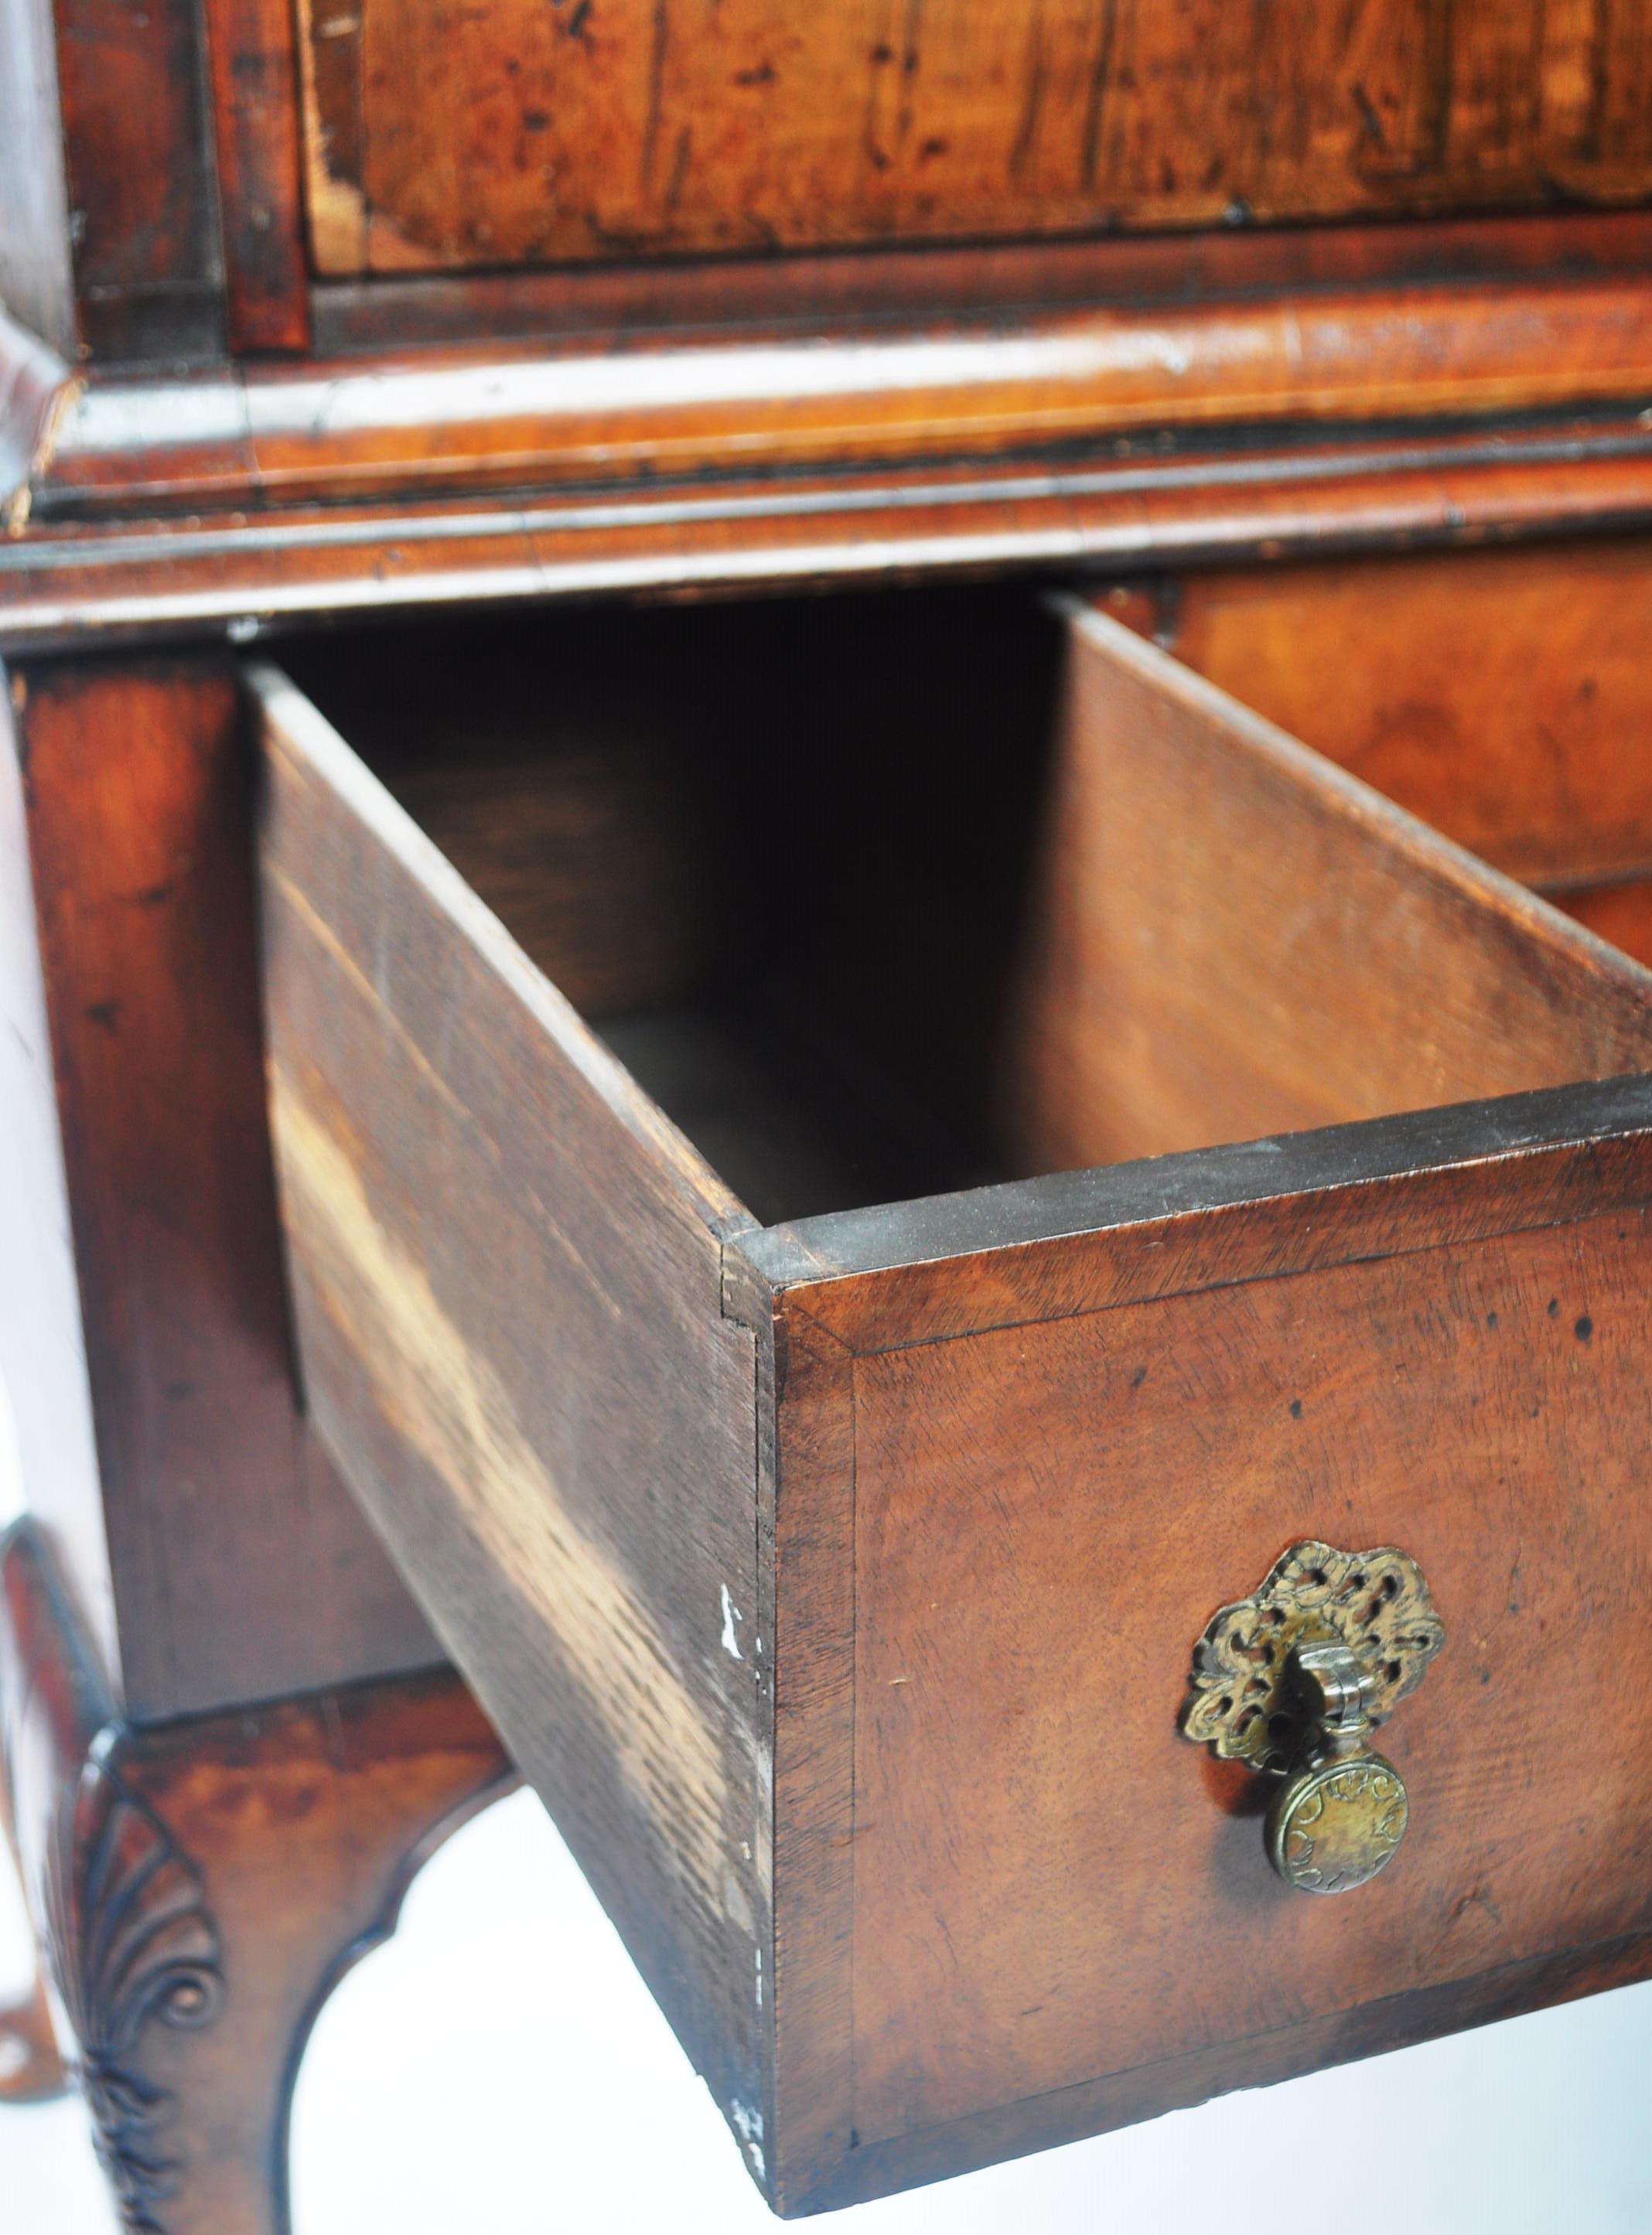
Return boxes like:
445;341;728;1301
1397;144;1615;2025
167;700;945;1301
299;0;1652;274
252;664;771;2157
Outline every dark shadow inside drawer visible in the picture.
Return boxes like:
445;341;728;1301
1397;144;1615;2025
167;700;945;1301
279;582;1652;1230
281;589;1056;1224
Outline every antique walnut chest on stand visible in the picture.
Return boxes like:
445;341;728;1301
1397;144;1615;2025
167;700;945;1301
9;4;1652;2226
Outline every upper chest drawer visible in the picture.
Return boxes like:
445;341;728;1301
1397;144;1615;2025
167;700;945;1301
251;567;1652;2213
300;0;1652;274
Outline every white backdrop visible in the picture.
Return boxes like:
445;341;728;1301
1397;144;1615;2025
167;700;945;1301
3;1395;1650;2234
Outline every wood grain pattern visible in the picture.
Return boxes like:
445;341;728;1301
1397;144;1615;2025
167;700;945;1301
998;604;1652;1175
1130;540;1652;892
309;205;1652;354
847;1210;1652;2140
759;1298;857;2196
282;582;1652;1224
350;722;721;1020
111;1677;511;2235
817;1926;1652;2209
49;0;225;361
253;667;773;2161
740;1076;1652;1340
202;0;311;353
733;1079;1652;2206
299;0;1652;275
18;658;435;1721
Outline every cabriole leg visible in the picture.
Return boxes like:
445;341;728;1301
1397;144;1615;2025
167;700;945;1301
1;1520;515;2234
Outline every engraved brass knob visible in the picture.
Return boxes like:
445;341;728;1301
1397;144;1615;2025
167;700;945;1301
1180;1541;1444;1895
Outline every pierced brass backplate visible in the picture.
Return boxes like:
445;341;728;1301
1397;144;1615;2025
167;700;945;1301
1180;1540;1444;1894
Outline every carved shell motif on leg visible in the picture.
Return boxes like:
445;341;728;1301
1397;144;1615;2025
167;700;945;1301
43;1759;224;2235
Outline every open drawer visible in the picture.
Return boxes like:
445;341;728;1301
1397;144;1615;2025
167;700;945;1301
251;580;1652;2215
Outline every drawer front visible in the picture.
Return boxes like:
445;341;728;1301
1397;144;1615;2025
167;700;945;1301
300;0;1652;275
855;1216;1647;2136
749;1113;1652;2197
252;585;1652;2214
738;605;1652;2205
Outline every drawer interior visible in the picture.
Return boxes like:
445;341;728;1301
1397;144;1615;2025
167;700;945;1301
286;591;1048;1225
282;579;1652;1228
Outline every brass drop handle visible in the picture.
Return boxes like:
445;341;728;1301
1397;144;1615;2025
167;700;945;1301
1181;1541;1444;1895
1262;1637;1408;1892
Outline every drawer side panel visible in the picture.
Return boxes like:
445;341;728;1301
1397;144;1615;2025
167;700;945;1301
999;605;1652;1176
1116;539;1652;894
252;668;772;2155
